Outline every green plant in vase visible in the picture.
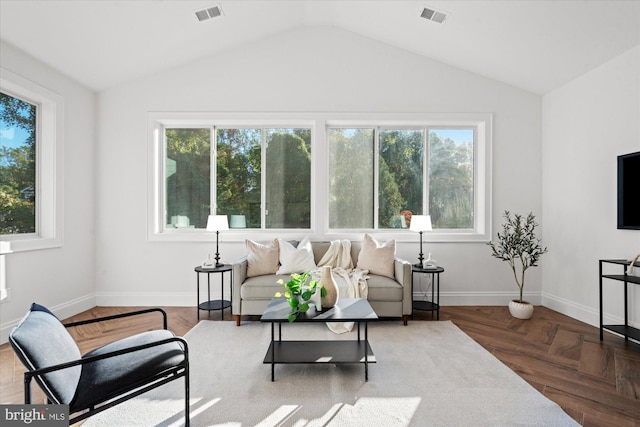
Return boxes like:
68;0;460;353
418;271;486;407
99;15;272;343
275;271;327;323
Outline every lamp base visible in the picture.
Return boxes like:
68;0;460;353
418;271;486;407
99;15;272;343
214;231;223;268
415;251;425;269
415;231;425;269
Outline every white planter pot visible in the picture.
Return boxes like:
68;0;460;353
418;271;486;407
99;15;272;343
508;300;534;319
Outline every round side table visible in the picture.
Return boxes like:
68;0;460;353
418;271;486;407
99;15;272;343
411;265;444;320
195;264;232;320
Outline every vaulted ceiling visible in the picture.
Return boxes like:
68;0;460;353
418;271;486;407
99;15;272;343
1;0;639;94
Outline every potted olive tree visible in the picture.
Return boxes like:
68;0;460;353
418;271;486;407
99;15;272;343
488;211;548;319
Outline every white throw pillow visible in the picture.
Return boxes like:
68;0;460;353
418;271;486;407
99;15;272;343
357;234;396;279
277;237;317;275
246;239;280;278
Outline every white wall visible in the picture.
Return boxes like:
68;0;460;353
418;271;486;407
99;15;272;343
95;27;543;307
542;45;640;328
0;41;96;342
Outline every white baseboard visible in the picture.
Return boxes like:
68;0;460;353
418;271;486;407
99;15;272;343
414;291;542;306
542;292;640;331
95;291;195;307
0;294;95;344
99;291;541;309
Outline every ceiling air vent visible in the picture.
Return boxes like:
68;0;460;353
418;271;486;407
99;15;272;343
195;5;223;22
421;7;448;24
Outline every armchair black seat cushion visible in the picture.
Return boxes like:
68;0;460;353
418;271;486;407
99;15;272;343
9;303;189;425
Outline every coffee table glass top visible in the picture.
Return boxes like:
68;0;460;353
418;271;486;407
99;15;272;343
260;298;378;322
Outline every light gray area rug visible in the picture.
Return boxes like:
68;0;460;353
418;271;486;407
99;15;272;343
84;320;579;426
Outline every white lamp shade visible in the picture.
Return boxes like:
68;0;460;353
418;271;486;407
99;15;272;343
409;215;432;232
206;215;229;231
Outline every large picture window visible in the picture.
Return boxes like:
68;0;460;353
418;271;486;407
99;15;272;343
379;128;424;229
216;128;261;228
428;129;474;229
1;69;63;252
0;92;37;234
165;128;211;229
328;126;474;231
328;128;374;229
264;128;311;229
149;112;490;242
161;125;311;232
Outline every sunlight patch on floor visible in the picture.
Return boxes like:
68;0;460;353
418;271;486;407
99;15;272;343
166;397;221;427
255;404;300;427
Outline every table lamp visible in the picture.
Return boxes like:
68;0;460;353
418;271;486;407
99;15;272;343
206;215;229;267
409;215;432;267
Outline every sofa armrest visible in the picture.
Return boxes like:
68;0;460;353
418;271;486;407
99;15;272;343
394;256;413;316
232;256;247;315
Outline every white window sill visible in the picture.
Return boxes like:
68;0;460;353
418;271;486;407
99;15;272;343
0;236;62;253
147;228;490;243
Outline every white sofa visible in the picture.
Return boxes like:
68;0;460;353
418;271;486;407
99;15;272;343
232;241;413;326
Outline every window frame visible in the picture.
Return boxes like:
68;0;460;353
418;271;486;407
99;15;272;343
162;125;214;232
0;68;64;253
148;112;491;243
323;115;490;242
148;112;318;242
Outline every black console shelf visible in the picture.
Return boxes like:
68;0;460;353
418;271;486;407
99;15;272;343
599;259;640;343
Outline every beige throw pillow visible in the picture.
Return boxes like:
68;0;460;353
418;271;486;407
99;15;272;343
246;239;280;278
276;237;317;275
357;234;395;278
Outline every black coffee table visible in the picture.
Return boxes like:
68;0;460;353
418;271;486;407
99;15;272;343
260;297;378;381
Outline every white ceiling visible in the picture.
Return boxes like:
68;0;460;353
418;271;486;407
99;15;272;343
1;0;639;94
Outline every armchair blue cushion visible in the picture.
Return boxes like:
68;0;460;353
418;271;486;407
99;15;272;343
10;303;82;405
9;303;190;425
73;329;185;411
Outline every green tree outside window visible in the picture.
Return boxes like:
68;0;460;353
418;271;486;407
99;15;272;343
0;92;36;235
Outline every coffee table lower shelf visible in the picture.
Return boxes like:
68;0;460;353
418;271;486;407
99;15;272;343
263;340;376;381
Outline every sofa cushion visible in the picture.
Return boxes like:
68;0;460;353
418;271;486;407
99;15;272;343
241;274;292;300
367;274;404;301
242;273;402;302
246;239;280;277
276;237;317;274
357;234;396;279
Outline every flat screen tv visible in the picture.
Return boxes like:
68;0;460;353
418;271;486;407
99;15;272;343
617;151;640;230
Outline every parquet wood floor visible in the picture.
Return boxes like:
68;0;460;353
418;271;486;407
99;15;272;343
1;305;639;426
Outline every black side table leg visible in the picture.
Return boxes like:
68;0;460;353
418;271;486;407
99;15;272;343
207;273;212;320
221;271;224;321
435;273;440;320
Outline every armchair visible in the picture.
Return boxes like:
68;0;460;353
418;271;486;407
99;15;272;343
9;303;190;425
